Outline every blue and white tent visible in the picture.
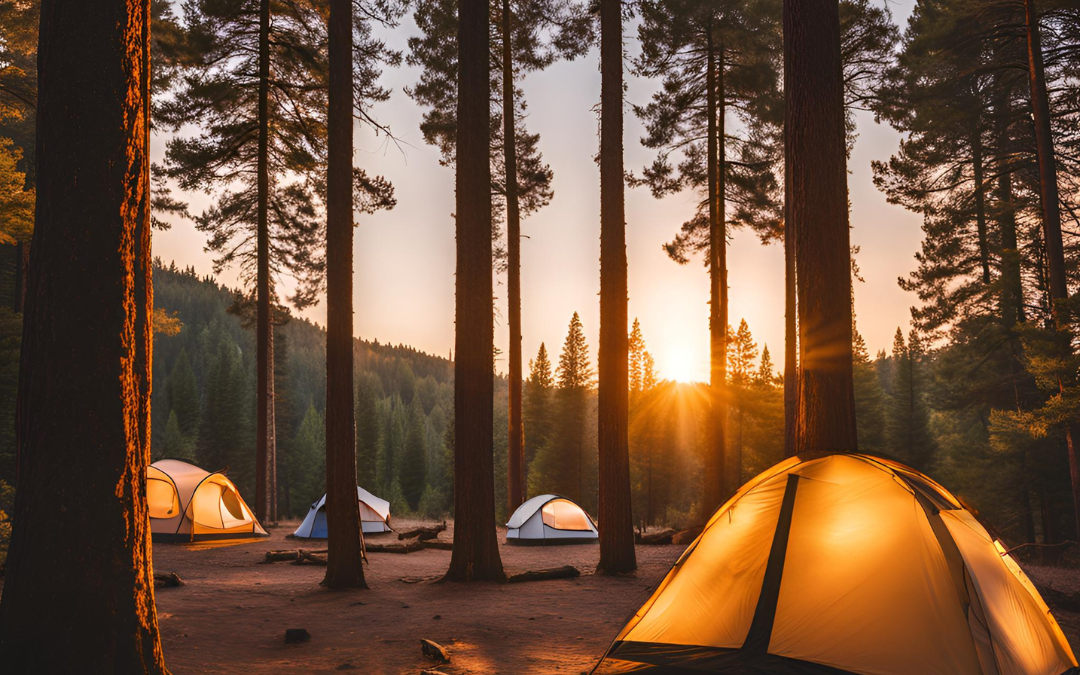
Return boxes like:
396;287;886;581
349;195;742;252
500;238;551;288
293;486;392;538
506;494;598;545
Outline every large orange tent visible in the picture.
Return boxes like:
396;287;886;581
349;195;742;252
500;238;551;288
593;454;1078;675
147;459;267;542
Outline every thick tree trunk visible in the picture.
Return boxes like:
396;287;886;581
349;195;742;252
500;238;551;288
783;206;797;458
597;0;636;576
445;0;505;582
255;0;272;523
971;125;991;285
323;0;367;590
1025;0;1080;538
502;0;525;515
0;1;167;670
784;0;858;455
703;29;730;514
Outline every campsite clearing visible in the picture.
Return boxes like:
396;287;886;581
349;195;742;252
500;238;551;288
145;520;1080;674
151;520;679;674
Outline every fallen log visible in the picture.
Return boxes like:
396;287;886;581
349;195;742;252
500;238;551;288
422;540;453;551
264;549;301;563
508;565;580;583
672;527;703;546
636;528;677;545
398;521;447;541
292;549;328;566
365;538;425;554
154;572;184;588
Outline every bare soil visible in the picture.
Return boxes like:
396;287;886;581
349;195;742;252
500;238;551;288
147;521;1078;674
152;520;680;675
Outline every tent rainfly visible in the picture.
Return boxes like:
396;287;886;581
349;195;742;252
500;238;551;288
592;454;1080;675
147;459;267;542
292;486;392;538
506;494;598;545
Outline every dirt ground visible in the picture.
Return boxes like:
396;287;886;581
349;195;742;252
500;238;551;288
148;520;1080;675
153;520;681;675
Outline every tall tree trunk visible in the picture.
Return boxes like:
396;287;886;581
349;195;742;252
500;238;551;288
255;0;272;523
971;124;991;285
783;211;797;457
268;323;277;521
1025;0;1080;538
784;0;858;455
597;0;636;575
324;0;366;589
0;1;167;670
995;89;1024;328
445;0;505;582
502;0;525;514
703;27;729;515
13;241;23;312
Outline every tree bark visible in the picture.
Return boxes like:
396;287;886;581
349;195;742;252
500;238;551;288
502;0;525;515
255;0;272;523
784;0;858;455
995;87;1024;328
971;124;991;285
597;0;636;576
1024;0;1080;538
323;0;367;590
0;1;167;670
704;27;730;514
445;0;505;582
783;199;797;458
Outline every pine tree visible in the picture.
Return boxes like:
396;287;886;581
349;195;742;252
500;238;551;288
444;0;505;582
633;0;782;507
557;312;593;389
159;0;399;522
291;403;326;515
885;328;935;470
407;0;589;515
0;139;32;247
523;343;553;479
757;345;775;385
852;327;885;453
400;398;428;511
786;0;858;454
355;372;382;488
628;318;648;394
168;349;200;442
0;1;167;668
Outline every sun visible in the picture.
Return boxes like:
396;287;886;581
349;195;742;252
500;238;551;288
660;347;701;383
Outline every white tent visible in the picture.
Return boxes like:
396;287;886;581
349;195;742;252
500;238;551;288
148;459;267;542
506;494;598;545
292;486;392;538
592;454;1079;675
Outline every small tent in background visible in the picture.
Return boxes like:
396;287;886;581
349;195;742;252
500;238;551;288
592;454;1079;675
506;494;598;545
148;459;267;542
292;486;392;538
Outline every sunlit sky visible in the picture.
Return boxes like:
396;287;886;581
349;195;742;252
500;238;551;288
152;0;919;384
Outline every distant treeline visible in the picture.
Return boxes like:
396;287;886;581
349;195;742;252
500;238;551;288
0;255;1074;541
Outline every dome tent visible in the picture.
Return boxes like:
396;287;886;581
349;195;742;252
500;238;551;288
147;459;267;542
593;454;1079;675
506;494;598;545
292;486;392;538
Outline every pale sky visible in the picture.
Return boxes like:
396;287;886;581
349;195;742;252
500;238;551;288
152;0;920;383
